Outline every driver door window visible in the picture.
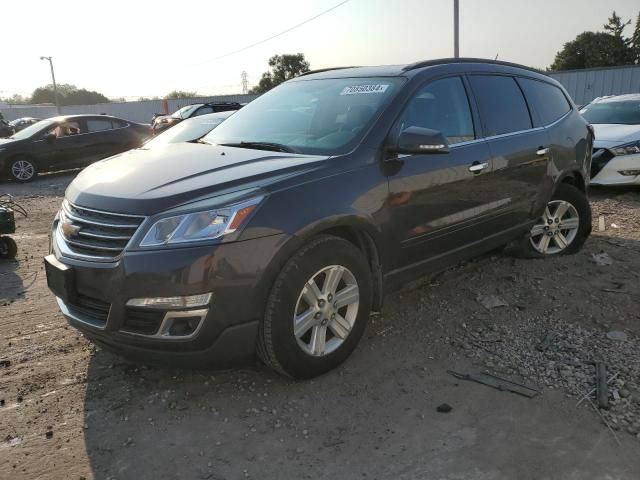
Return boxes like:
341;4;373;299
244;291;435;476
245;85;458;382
398;76;475;145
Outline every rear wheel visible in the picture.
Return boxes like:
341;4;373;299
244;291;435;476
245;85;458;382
257;235;372;378
514;183;590;257
0;236;17;260
9;157;37;182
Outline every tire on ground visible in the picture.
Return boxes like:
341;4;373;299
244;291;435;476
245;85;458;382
257;235;373;378
0;236;18;260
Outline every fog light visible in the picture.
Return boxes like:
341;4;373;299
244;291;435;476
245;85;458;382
618;169;640;176
126;293;212;309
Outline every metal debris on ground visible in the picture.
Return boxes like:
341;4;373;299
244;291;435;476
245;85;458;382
606;331;628;342
596;362;608;409
591;252;613;266
536;332;557;352
576;372;619;407
598;215;605;231
447;370;541;398
476;294;508;310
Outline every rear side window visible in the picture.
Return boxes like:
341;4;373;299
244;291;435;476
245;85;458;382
86;119;114;132
469;75;532;136
398;76;475;145
518;78;571;126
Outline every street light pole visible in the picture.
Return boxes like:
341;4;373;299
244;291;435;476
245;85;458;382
40;56;61;115
453;0;459;58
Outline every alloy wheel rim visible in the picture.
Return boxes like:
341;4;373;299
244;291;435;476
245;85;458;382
12;160;34;181
529;200;579;254
293;265;360;357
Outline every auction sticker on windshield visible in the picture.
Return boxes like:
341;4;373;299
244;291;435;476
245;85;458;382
340;84;390;95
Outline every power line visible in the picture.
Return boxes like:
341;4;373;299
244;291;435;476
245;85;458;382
189;0;351;66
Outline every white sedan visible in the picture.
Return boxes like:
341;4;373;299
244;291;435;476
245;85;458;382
581;94;640;186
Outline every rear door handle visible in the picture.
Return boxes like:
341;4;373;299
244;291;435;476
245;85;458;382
536;147;550;156
468;161;489;173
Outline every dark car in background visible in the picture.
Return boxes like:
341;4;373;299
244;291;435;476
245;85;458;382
151;102;242;134
0;114;149;182
9;117;41;133
46;59;592;378
143;110;235;149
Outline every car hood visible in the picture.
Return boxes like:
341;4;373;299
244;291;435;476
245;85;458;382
66;142;329;215
592;123;640;148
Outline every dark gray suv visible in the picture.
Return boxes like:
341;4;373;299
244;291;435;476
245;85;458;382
45;59;592;378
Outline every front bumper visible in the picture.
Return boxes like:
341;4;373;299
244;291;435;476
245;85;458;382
49;226;288;367
591;150;640;186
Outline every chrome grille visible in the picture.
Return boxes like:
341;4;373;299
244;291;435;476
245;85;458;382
58;200;145;260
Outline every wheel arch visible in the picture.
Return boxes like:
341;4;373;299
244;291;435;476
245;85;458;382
557;170;587;193
261;216;386;313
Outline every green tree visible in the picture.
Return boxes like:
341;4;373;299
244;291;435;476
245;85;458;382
550;31;631;70
164;90;198;99
249;53;310;94
603;10;631;38
30;84;110;106
632;12;640;63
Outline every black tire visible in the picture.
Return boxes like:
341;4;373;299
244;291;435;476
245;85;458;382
9;156;38;183
257;235;373;378
511;183;591;258
0;236;17;260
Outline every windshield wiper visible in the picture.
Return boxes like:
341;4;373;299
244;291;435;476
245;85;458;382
220;141;298;154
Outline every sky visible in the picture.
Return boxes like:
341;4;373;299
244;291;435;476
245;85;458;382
2;0;639;100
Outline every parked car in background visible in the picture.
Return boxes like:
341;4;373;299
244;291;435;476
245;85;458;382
143;110;235;149
46;59;592;378
580;94;640;186
9;117;41;133
0;114;149;182
151;102;242;134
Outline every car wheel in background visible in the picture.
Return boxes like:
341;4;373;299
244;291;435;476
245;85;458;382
514;183;591;257
9;157;38;183
0;236;17;259
257;235;373;378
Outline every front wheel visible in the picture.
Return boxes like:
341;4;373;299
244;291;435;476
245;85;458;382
257;235;373;378
515;183;590;257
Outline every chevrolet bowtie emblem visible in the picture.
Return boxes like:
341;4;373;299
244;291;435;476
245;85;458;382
61;219;81;239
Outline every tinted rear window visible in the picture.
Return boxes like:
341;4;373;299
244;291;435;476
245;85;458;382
469;75;532;136
518;78;571;127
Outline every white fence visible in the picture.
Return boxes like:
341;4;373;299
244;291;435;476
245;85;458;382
549;65;640;105
0;94;259;124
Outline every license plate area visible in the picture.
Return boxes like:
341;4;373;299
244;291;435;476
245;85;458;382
44;254;76;303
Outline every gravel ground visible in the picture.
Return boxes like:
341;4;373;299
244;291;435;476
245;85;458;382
1;173;639;480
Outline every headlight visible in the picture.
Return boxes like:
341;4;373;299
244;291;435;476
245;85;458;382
611;141;640;156
139;196;263;247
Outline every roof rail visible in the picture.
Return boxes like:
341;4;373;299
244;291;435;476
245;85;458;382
402;57;544;74
298;66;360;77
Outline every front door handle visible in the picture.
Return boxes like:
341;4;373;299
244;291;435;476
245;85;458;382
468;161;489;173
536;147;550;156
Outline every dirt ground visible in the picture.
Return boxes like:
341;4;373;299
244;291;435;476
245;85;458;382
1;172;639;480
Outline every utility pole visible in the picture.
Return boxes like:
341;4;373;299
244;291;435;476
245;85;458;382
40;56;61;115
241;71;248;95
453;0;460;58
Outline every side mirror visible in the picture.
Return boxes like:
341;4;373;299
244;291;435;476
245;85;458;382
392;126;449;154
44;132;56;143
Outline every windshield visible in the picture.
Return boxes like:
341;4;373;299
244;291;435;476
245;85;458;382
203;77;404;155
144;115;228;148
8;119;56;140
171;104;202;119
581;101;640;125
